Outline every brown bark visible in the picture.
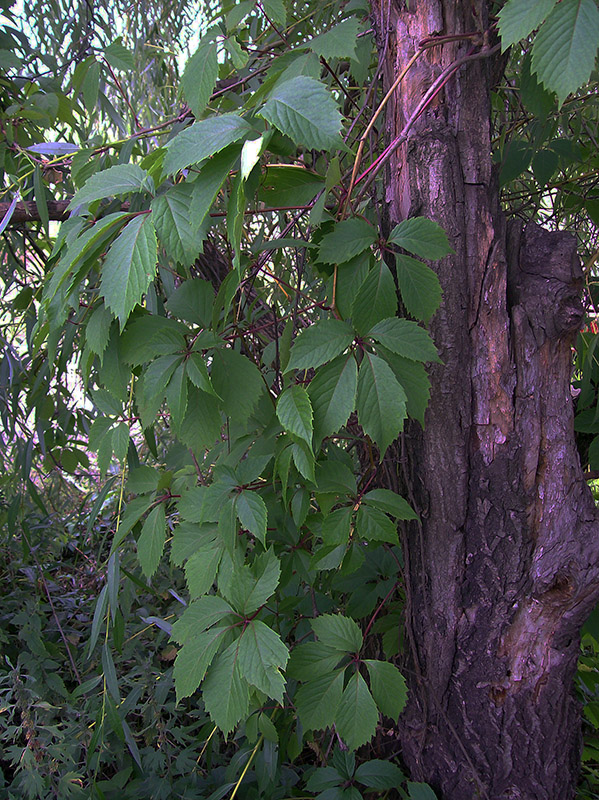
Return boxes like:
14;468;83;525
370;1;599;798
0;200;71;224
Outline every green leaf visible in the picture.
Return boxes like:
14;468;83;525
185;543;222;599
531;0;599;105
321;506;353;546
355;505;397;543
362;488;418;520
189;147;239;228
173;625;229;701
295;670;345;730
262;0;286;26
202;639;251;734
104;38;135;71
184;353;213;395
89;415;113;453
121;315;187;364
237;620;289;702
138;354;180;428
286;319;354;372
171;595;234;644
388;217;453;260
292;440;316;483
396;254;442;323
408;783;438;800
45;213;129;302
287;642;345;680
177;387;223;452
235;490;268;546
354;760;404;790
101;213;158;327
306;17;362;60
318;218;377;265
532;148;559;186
335;671;379;749
276;385;313;447
218;548;281;614
152;185;206;267
86;304;113;360
364;660;408;720
181;35;219;118
498;0;558;50
164;114;252;174
312;614;362;653
171;522;218;566
306;767;343;792
69;164;150;209
165;361;188;429
211;349;264;422
137;503;166;579
165;278;214;327
259;76;343;151
309;354;357;445
351;261;397;335
368;318;440;363
111;421;129;463
379;349;431;426
356;352;407;454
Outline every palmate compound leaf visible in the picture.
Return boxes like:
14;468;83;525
364;659;408;720
171;595;235;645
68;163;150;209
295;669;345;731
531;0;599;106
351;261;398;336
286;319;354;372
258;76;343;151
100;213;158;327
235;490;267;546
318;217;377;265
305;17;362;60
368;317;441;363
286;641;345;680
379;348;431;427
311;613;362;653
335;671;379;750
276;384;313;448
396;254;442;323
184;541;223;599
355;504;398;544
362;488;418;520
164;114;253;174
152;184;207;267
356;352;407;455
354;760;405;791
173;625;229;702
201;639;251;734
237;619;289;702
497;0;558;50
211;349;265;422
136;503;166;579
217;548;281;616
181;34;218;118
387;216;453;261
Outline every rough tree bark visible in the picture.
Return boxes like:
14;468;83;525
370;1;599;798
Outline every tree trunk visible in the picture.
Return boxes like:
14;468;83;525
370;2;599;798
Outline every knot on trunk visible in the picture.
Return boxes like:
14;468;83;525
508;221;583;342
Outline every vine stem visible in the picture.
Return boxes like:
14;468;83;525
341;48;424;218
229;734;264;799
355;44;500;200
